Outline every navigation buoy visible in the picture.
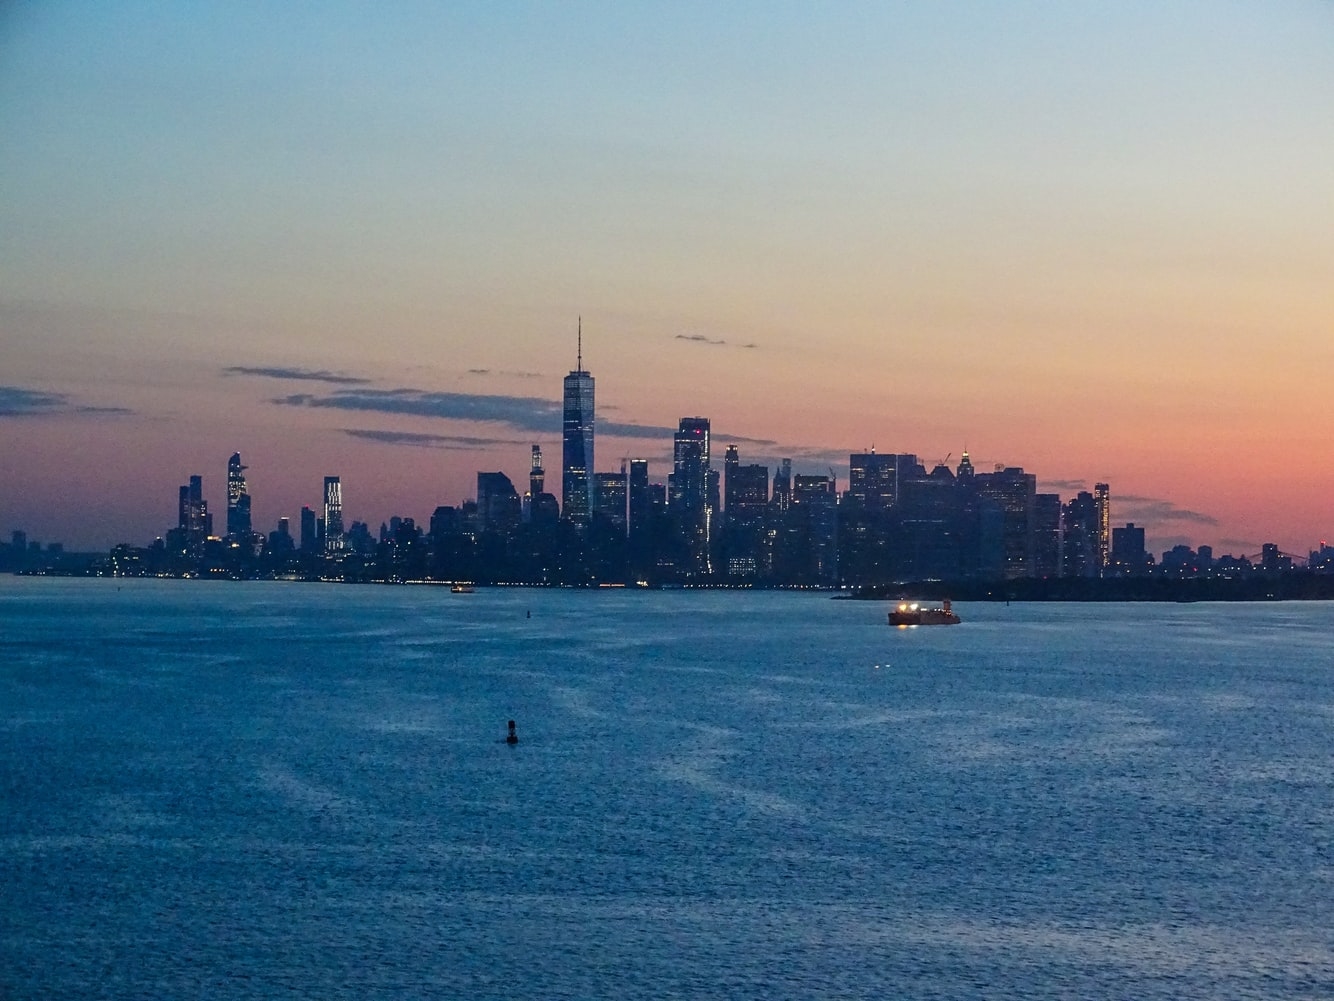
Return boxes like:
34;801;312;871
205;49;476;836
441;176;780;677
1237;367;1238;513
506;719;518;745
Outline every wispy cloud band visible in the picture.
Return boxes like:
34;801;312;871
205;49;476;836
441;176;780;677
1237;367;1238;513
0;385;132;418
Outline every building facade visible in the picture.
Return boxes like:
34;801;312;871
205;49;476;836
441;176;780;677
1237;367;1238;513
561;324;595;527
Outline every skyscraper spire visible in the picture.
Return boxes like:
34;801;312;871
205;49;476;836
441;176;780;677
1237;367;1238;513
577;315;582;372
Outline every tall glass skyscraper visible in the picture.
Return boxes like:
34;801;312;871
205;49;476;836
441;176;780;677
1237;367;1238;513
672;417;712;575
323;476;344;552
226;452;251;538
561;321;595;527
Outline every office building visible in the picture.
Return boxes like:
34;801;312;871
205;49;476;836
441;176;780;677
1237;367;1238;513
477;472;521;534
226;452;251;538
627;459;652;537
848;451;919;510
177;475;210;551
298;506;317;553
323;476;344;552
1111;522;1146;574
1062;490;1099;578
975;466;1037;579
1095;482;1111;573
594;470;628;531
1033;493;1063;577
561;320;595;527
671;417;712;575
722;448;769;578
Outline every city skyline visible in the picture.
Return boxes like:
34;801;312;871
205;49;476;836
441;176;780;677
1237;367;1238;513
3;4;1333;554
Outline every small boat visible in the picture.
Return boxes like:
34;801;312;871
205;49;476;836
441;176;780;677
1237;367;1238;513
888;599;960;626
451;583;475;594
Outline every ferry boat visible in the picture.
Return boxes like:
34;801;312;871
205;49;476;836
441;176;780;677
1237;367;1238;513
888;599;960;626
451;583;476;594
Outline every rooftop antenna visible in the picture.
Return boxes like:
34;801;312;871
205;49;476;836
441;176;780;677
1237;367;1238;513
577;315;583;372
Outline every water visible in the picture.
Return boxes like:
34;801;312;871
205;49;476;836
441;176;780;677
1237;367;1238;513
3;577;1333;999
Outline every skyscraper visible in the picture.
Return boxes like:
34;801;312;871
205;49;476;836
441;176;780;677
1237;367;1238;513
627;459;651;537
594;469;628;531
323;476;344;552
300;505;317;552
1062;490;1099;578
226;452;251;538
561;319;595;527
529;445;545;499
848;452;920;510
1034;493;1063;577
477;472;521;534
721;446;768;578
1094;482;1111;574
177;474;210;552
975;466;1037;579
671;417;712;575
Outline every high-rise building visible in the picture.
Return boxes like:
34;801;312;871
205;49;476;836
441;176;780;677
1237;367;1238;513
721;448;768;578
1111;522;1146;574
771;459;792;515
300;506;318;552
848;452;921;510
1033;493;1063;577
791;474;839;583
975;466;1037;579
1094;483;1111;573
671;417;712;575
268;517;294;555
627;459;651;537
594;470;628;531
955;450;975;482
561;319;595;527
323;476;344;552
477;472;521;534
1062;490;1099;578
529;445;545;499
177;474;210;551
226;452;251;538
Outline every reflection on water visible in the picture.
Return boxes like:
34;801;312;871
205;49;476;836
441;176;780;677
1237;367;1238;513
3;578;1333;999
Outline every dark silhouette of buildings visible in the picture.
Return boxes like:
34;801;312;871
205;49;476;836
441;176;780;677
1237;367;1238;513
477;472;521;535
35;350;1325;592
1111;522;1148;575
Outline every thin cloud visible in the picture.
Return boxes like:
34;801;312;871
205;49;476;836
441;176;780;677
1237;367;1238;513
0;386;67;416
281;386;673;441
343;428;529;450
600;419;683;439
1116;495;1218;526
1040;478;1089;493
466;368;543;379
713;432;780;449
675;333;727;346
0;385;133;418
223;365;370;385
276;388;561;429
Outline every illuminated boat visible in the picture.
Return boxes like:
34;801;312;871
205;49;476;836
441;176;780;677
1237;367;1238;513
451;583;476;593
888;599;960;626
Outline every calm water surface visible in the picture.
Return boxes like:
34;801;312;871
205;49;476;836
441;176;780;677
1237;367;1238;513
3;577;1333;999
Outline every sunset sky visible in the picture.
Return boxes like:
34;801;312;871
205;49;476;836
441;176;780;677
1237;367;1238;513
3;2;1332;555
